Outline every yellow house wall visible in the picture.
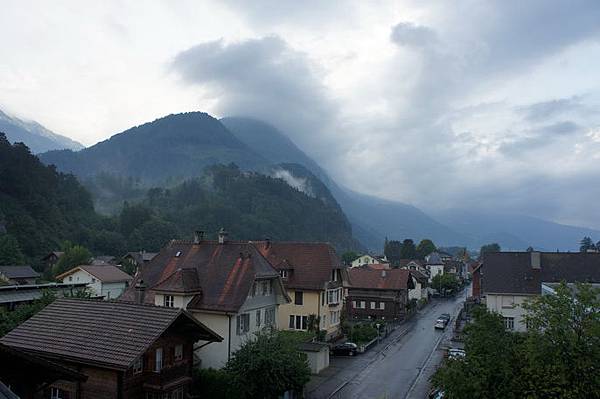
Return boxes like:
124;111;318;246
277;289;343;338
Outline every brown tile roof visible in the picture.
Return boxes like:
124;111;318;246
348;268;412;291
254;241;343;291
57;265;133;283
121;240;281;313
0;298;222;370
151;268;201;294
483;252;600;295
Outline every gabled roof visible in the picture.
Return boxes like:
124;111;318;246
348;268;412;291
41;251;64;261
124;251;159;263
398;259;424;268
151;268;202;294
0;298;222;371
483;252;600;295
121;240;281;313
410;269;429;284
57;265;133;283
0;266;39;279
254;241;343;291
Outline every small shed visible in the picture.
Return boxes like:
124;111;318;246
298;342;330;374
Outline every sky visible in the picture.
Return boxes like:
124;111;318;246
1;0;600;229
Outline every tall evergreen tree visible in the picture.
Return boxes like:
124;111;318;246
579;236;596;252
0;234;26;265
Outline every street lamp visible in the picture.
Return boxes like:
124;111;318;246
375;323;381;345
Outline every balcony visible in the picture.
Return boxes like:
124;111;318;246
142;361;192;390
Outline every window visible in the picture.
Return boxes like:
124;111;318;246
370;301;376;309
163;295;174;308
360;301;366;309
256;309;261;327
379;302;385;310
68;276;73;282
265;307;275;325
321;292;325;306
329;310;340;325
294;291;303;305
327;288;341;305
91;278;96;283
331;269;337;281
289;315;308;330
50;388;69;399
501;296;515;308
133;356;143;374
504;317;515;331
352;300;357;308
174;344;183;361
236;313;250;335
280;269;288;279
155;348;163;372
261;280;272;296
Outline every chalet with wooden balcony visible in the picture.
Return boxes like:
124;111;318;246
0;298;222;399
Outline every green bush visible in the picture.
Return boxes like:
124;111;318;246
350;323;378;344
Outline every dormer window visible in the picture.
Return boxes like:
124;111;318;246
163;295;174;308
280;270;288;279
331;269;337;282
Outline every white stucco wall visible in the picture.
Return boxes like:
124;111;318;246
427;265;444;283
486;294;532;332
101;282;128;300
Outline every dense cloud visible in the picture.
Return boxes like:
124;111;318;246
3;1;600;229
172;36;339;158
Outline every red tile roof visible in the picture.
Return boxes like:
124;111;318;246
121;240;281;313
366;263;391;270
254;241;343;291
348;268;412;291
151;268;201;294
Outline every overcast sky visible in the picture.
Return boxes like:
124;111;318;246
2;0;600;229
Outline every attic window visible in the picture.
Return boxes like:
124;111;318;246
280;270;288;279
175;251;182;257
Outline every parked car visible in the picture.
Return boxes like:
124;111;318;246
434;318;447;329
447;348;466;360
331;342;358;356
440;313;451;322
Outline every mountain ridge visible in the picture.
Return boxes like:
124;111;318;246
0;108;84;153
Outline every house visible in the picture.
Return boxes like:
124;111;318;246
482;251;600;332
254;240;346;340
0;282;87;311
56;264;133;299
409;270;429;302
0;298;222;399
0;266;39;285
120;230;290;369
351;254;388;268
346;268;414;321
0;342;87;399
41;251;64;270
123;251;159;268
425;252;444;283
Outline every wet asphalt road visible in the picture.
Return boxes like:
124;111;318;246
322;292;466;399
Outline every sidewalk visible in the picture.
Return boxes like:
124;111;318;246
305;317;416;399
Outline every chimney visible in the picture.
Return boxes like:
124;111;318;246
194;230;205;244
531;251;541;269
218;228;228;244
265;237;271;249
135;279;146;304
